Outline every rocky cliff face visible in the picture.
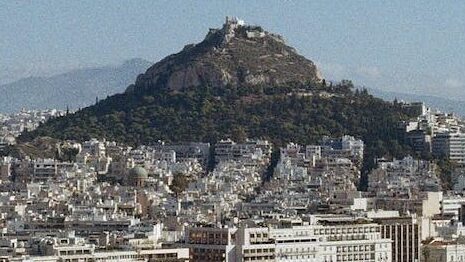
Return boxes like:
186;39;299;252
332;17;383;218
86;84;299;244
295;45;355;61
128;17;321;93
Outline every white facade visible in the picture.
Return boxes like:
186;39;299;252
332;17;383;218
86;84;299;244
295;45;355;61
10;248;189;262
271;225;391;262
433;132;465;164
235;216;392;262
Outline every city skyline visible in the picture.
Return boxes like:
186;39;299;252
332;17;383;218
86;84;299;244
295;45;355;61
2;4;465;260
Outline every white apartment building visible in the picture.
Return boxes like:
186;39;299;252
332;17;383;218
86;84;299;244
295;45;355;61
214;139;272;164
190;215;392;262
441;195;465;221
269;220;392;262
236;227;275;262
81;138;106;157
433;132;465;164
9;248;189;262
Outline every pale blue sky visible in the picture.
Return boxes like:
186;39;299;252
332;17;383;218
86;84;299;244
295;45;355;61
1;0;465;99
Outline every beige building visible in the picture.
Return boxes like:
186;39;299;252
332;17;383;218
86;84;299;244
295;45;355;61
373;216;421;262
184;227;237;262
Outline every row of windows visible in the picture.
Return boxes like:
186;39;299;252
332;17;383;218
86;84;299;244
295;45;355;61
192;254;226;261
277;254;317;259
273;229;378;241
243;255;274;261
189;232;230;245
250;232;269;238
336;245;375;252
192;248;226;254
326;235;369;242
277;247;317;254
314;227;379;235
244;248;275;254
249;232;273;244
276;238;317;243
336;253;376;261
62;254;143;262
59;249;92;256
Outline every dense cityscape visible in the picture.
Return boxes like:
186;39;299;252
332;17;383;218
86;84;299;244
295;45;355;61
2;7;465;262
0;98;464;262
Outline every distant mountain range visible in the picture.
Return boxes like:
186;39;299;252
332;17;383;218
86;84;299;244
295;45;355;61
367;88;465;117
0;58;152;113
3;56;463;119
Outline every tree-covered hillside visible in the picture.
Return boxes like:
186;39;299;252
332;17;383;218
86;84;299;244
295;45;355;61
21;81;413;157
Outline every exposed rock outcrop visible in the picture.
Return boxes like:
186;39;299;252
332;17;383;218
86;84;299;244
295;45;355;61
128;17;321;93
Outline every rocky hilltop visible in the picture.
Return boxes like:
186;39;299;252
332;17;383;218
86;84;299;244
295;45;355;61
128;17;321;93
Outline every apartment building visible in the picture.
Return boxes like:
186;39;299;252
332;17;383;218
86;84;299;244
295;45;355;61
186;215;392;262
184;227;238;262
433;132;465;164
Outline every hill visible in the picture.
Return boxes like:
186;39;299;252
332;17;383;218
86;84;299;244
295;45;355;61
0;58;152;113
127;17;321;93
20;18;415;178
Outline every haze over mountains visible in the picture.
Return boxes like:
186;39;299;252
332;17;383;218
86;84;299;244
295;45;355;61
2;60;463;117
367;88;465;117
2;18;463;117
2;60;463;119
2;17;463;119
0;58;152;113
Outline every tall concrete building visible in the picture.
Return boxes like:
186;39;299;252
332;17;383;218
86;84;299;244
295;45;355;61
433;132;465;164
373;216;421;262
185;227;238;262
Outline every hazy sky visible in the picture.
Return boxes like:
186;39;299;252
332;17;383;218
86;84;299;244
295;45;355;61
1;0;465;100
